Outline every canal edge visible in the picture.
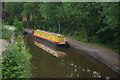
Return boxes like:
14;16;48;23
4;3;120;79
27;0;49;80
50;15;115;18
68;42;120;77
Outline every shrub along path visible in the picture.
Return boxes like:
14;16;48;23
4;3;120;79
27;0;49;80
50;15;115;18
23;29;120;76
0;39;8;54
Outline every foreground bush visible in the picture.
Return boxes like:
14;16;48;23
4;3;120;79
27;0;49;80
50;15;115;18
2;35;32;79
1;25;12;41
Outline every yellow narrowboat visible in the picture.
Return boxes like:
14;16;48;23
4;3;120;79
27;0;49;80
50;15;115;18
34;40;66;58
32;29;67;45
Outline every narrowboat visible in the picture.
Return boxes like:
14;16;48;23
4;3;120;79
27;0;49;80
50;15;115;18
34;40;66;58
32;29;67;45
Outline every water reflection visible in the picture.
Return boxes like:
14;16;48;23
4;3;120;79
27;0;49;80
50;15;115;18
33;40;66;58
93;71;101;78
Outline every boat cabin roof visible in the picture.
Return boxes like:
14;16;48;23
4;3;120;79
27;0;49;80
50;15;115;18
36;29;63;36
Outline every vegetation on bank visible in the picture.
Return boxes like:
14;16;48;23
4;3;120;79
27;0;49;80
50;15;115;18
0;21;1;34
2;35;32;79
1;22;32;78
2;2;120;54
1;26;12;42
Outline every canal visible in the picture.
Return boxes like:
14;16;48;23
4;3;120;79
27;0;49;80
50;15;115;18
24;34;118;78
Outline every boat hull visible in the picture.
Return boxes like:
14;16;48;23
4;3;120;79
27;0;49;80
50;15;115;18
32;34;68;46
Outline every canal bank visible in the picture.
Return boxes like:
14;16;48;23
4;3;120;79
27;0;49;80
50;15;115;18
67;38;120;76
23;29;120;76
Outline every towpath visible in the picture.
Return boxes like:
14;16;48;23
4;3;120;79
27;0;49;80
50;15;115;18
23;29;120;75
67;38;120;75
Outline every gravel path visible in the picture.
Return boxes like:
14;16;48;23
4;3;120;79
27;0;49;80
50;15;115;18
67;38;120;75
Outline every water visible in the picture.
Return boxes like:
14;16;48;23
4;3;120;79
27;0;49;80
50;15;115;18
24;34;118;78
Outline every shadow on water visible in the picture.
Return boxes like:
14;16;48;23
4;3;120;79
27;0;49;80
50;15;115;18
23;34;118;78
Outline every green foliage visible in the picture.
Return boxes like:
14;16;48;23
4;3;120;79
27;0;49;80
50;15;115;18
13;17;24;37
2;35;32;79
21;2;42;28
2;33;11;40
3;2;24;24
21;21;27;28
13;17;23;27
14;28;23;38
89;36;100;43
2;27;12;41
2;2;120;54
2;20;9;25
67;35;85;43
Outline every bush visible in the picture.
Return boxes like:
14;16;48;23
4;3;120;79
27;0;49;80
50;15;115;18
89;36;100;43
2;20;9;25
13;18;23;27
2;35;32;79
2;28;12;41
29;20;35;28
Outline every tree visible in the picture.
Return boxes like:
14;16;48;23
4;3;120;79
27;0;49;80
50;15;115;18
39;2;64;33
3;2;24;24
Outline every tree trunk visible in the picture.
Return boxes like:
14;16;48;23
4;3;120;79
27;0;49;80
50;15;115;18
27;20;29;28
26;14;30;28
84;27;89;42
71;28;74;36
57;19;61;34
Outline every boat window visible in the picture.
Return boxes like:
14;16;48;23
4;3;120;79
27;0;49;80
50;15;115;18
48;48;49;51
52;36;54;40
44;34;46;38
58;37;59;42
35;32;37;35
62;37;63;42
38;43;39;46
64;37;66;41
41;45;43;48
60;37;61;42
47;35;49;39
41;33;43;37
38;33;39;36
52;51;54;54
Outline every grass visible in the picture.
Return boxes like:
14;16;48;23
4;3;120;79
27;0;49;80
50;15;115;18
67;35;85;43
63;33;118;54
89;42;118;53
